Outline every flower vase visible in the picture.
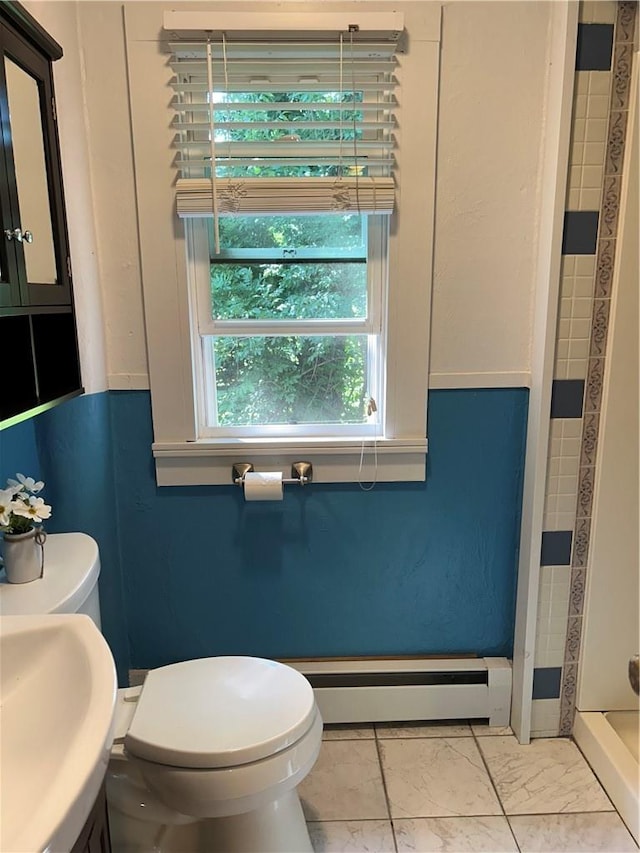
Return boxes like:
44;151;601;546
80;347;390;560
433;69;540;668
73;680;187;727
2;528;46;584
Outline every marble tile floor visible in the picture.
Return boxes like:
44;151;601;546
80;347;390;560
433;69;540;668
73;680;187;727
300;721;638;853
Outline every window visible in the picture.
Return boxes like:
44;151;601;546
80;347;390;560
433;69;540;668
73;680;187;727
194;213;385;437
124;4;441;485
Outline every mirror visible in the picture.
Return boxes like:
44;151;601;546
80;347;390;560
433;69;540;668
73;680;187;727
5;56;56;284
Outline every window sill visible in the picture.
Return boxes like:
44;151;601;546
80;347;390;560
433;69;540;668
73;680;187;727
152;437;428;485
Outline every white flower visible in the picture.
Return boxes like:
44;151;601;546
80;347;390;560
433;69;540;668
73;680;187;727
6;479;26;496
0;489;16;527
11;496;52;523
14;473;44;493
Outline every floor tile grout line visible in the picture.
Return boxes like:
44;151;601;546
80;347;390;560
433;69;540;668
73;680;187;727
307;808;637;822
306;818;400;824
506;808;622;817
471;729;523;852
373;733;399;853
471;729;509;818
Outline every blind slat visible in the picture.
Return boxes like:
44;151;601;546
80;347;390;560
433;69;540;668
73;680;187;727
173;139;394;152
175;158;395;174
172;81;396;94
173;120;395;131
172;100;396;113
169;40;398;58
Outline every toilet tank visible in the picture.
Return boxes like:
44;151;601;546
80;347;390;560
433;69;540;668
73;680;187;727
0;532;101;627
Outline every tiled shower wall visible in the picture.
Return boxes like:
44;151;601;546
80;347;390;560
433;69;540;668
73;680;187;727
531;0;637;738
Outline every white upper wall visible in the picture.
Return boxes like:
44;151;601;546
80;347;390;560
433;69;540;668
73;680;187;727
34;0;553;390
431;1;549;385
23;0;108;394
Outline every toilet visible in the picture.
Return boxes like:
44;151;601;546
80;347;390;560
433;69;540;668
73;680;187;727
0;532;323;853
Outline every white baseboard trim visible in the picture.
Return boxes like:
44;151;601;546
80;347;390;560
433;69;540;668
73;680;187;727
285;657;512;726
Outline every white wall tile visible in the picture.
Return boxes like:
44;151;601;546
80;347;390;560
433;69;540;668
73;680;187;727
585;118;608;144
579;1;617;24
589;71;613;95
568;339;589;360
586;96;610;119
580;165;604;188
530;698;561;736
566;361;587;380
561;420;583;439
579;187;602;209
583;141;607;165
559;455;579;476
569;317;591;340
575;256;595;276
573;276;595;298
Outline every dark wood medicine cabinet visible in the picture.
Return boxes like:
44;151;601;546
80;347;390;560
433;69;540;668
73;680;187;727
0;1;82;429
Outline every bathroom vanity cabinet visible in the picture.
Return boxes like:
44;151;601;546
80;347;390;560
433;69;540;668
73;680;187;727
0;2;82;427
70;784;112;853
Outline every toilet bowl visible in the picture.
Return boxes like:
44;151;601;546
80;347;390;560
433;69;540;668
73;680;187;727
107;655;323;853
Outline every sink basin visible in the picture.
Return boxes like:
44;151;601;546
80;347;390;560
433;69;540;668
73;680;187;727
0;614;116;852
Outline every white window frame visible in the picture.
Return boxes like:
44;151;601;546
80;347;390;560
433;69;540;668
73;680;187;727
192;215;386;439
124;2;441;486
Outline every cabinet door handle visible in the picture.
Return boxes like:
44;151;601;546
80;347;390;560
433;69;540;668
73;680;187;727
4;227;31;243
3;228;33;243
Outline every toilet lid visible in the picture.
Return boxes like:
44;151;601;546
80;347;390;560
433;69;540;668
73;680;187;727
124;657;316;769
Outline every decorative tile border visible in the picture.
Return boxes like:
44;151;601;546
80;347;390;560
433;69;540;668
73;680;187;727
584;356;605;413
589;301;611;356
611;42;634;109
600;175;622;236
572;519;592;569
558;0;637;738
576;464;595;519
565;616;583;661
616;0;637;39
559;662;579;734
568;567;587;617
594;238;616;297
579;412;600;466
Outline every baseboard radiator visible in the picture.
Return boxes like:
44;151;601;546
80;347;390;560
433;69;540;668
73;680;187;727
129;656;512;727
284;657;512;727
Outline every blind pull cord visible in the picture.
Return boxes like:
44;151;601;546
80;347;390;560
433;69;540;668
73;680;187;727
350;27;361;215
206;37;220;255
358;396;378;491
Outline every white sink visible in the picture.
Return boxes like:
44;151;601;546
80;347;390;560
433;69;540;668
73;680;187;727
0;614;116;852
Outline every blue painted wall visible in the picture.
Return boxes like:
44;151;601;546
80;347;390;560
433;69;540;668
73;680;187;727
35;393;130;683
110;388;528;670
2;387;528;681
0;416;41;485
0;394;130;685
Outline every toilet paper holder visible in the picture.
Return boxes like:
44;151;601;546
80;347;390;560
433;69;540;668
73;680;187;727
232;462;313;487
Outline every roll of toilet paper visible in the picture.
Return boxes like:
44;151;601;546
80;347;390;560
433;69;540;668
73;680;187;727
243;471;284;501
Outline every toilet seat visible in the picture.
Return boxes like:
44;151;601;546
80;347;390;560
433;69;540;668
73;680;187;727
124;657;316;769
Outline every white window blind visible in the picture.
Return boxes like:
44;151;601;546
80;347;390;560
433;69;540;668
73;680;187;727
166;23;402;231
